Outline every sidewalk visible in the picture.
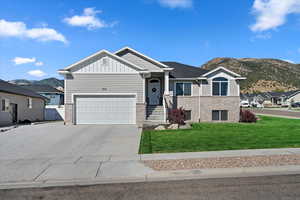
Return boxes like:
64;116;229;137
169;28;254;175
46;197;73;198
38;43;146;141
1;148;300;190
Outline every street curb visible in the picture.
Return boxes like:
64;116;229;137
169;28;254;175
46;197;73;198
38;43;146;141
1;165;300;190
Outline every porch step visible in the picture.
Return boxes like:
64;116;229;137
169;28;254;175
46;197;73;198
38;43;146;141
146;105;164;120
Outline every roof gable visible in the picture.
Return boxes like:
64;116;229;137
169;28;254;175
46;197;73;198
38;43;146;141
115;47;171;71
59;50;145;74
201;66;242;78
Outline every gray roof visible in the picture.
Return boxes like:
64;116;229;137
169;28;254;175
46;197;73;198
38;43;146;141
0;80;47;100
161;62;208;78
20;84;63;94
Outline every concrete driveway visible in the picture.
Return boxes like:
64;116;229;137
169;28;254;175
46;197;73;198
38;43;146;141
0;122;141;160
0;123;152;185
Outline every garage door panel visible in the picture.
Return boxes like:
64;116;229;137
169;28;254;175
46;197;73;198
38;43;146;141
75;95;136;124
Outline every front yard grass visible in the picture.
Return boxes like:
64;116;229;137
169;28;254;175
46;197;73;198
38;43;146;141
139;116;300;154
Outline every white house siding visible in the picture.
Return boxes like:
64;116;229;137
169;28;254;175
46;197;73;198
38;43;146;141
73;54;137;73
118;51;163;72
64;73;144;124
0;92;45;126
288;93;300;103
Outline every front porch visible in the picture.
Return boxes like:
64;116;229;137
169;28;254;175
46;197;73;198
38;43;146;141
144;71;170;122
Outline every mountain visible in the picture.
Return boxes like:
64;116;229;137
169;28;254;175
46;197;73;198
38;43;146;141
201;58;300;93
10;78;64;88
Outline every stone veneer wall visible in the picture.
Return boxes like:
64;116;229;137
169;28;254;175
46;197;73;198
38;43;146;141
200;96;240;122
165;95;240;123
136;103;146;127
64;103;73;125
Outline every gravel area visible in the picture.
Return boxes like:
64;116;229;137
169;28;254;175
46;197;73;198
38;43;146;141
143;154;300;171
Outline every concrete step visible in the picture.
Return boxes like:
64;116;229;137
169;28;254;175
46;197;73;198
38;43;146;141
146;116;164;120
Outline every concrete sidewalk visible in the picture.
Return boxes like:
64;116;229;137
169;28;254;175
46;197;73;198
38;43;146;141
1;148;300;190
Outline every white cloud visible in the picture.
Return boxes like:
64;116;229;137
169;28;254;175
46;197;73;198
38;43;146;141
27;70;46;77
158;0;193;8
250;0;300;32
12;57;36;65
0;19;67;43
35;61;44;66
63;7;108;30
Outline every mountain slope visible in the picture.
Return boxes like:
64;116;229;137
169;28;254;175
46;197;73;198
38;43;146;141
11;78;64;88
201;58;300;93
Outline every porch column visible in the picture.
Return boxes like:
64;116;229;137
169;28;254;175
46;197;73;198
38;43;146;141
164;71;169;95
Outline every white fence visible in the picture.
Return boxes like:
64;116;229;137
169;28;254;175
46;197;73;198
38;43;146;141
45;105;64;121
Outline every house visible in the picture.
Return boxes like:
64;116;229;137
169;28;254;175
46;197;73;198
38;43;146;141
20;84;65;121
20;84;64;106
283;90;300;104
240;93;265;107
58;47;245;125
0;80;46;126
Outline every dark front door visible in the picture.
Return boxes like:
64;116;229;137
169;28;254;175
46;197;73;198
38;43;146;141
10;103;18;123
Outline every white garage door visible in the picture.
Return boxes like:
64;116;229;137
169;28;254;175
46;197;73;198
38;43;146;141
75;95;136;124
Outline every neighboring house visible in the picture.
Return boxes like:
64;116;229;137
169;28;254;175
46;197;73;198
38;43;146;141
284;90;300;104
241;90;300;107
58;47;245;125
240;93;264;107
0;80;46;126
20;84;64;106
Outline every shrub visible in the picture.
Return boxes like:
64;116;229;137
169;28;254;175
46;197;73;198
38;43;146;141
168;107;186;125
240;109;257;123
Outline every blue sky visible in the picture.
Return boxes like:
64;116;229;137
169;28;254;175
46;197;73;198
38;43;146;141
0;0;300;80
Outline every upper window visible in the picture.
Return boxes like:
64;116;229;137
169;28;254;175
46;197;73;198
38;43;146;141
212;77;228;96
176;82;192;96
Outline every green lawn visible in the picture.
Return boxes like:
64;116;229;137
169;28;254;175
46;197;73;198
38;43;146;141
139;116;300;154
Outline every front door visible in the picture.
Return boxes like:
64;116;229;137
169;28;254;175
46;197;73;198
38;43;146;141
148;79;161;105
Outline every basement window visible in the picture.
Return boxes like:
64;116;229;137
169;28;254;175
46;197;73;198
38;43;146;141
184;110;192;121
212;110;228;121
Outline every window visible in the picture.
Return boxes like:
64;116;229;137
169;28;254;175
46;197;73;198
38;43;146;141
212;110;228;121
212;77;228;96
27;98;32;109
176;82;192;96
1;99;5;111
184;110;192;121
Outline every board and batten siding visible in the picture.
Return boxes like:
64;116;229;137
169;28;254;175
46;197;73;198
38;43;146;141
118;51;163;72
65;74;144;103
71;54;138;73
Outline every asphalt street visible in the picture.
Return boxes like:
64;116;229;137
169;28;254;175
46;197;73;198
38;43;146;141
1;174;300;200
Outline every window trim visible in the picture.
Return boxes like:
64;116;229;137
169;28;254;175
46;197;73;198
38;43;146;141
212;110;228;121
175;82;193;96
211;77;229;96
